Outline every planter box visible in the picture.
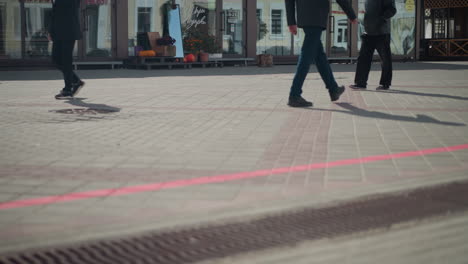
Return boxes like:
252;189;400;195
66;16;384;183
155;46;176;57
257;54;273;67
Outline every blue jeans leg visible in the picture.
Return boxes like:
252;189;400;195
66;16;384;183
314;39;338;90
290;27;339;97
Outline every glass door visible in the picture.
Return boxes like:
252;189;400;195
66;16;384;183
221;0;244;56
80;0;113;59
328;0;351;57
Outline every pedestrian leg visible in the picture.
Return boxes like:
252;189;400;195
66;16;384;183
354;35;376;87
376;34;392;87
289;27;320;97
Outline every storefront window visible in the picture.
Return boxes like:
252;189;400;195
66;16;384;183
85;1;112;57
391;0;415;56
256;0;292;56
293;30;327;56
24;1;53;58
128;0;163;54
179;0;216;36
0;0;22;59
128;0;218;56
358;0;416;56
179;0;218;54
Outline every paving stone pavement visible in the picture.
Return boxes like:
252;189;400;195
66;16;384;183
0;62;468;262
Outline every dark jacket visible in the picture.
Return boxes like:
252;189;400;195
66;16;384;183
363;0;396;35
49;0;82;41
285;0;356;29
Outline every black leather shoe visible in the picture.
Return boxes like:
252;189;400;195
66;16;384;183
55;89;73;100
329;85;345;102
349;84;367;90
71;80;85;96
288;96;313;107
376;85;390;90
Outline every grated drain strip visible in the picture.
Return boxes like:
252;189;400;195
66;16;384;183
1;181;468;264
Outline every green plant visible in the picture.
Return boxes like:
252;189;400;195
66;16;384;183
199;34;220;53
183;38;202;54
182;25;221;53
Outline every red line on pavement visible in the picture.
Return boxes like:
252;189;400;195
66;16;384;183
1;144;468;210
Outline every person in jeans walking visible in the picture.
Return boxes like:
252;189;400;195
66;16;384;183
48;0;85;99
350;0;396;91
285;0;357;107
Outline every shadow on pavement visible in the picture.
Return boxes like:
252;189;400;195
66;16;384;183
64;98;121;113
1;62;468;81
309;103;465;127
48;99;121;123
362;89;468;101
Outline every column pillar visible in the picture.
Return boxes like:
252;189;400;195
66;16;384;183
245;0;257;58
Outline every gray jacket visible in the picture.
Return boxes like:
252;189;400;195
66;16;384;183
285;0;356;29
363;0;397;35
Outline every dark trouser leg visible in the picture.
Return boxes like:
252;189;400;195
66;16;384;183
52;40;79;91
354;35;376;87
289;27;322;97
313;34;339;90
376;34;392;86
52;40;64;82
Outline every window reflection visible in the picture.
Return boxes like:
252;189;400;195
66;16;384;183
358;0;415;56
85;2;112;57
256;0;291;56
24;1;53;58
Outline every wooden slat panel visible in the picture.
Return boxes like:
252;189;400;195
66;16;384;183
450;0;468;8
425;0;468;8
425;0;450;9
449;39;468;56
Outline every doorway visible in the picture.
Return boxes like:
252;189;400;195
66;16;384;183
220;0;245;57
78;0;115;60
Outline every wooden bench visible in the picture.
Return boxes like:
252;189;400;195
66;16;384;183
125;57;256;70
328;57;358;64
208;58;255;67
73;61;123;70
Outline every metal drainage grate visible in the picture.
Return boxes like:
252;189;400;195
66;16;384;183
1;181;468;264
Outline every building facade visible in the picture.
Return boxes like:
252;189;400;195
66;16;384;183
0;0;465;68
421;0;468;58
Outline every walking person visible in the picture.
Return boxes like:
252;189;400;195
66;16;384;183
350;0;396;91
285;0;357;107
48;0;85;99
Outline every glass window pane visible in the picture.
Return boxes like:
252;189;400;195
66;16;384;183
24;1;53;58
0;1;22;59
128;0;162;55
85;1;112;57
222;0;243;55
358;0;416;56
256;0;291;56
128;0;218;56
180;0;218;54
137;7;152;33
271;9;282;35
391;0;416;56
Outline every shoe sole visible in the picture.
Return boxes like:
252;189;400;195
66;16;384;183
288;104;313;108
55;96;72;100
287;101;313;107
349;86;367;90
